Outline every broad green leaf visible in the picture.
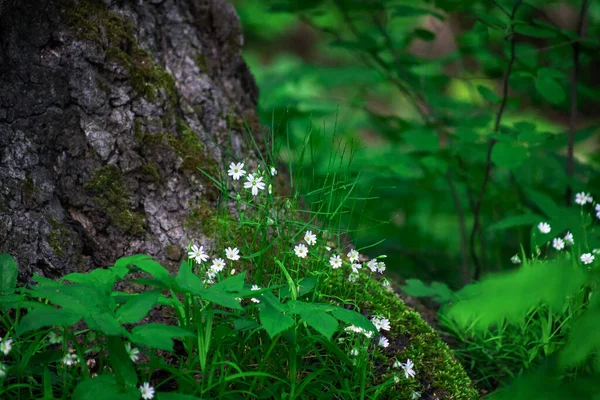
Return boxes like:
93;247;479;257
535;78;565;105
61;269;117;292
114;254;153;269
402;129;439;152
131;258;170;280
279;276;317;299
477;85;499;104
158;394;206;400
16;307;81;336
209;272;246;293
514;24;556;38
233;318;261;332
475;12;506;30
492;142;528;169
116;290;160;324
28;283;111;314
446;260;587;331
106;337;138;386
175;262;205;294
259;301;295;338
199;288;243;311
392;5;445;20
85;312;123;336
0;254;17;295
487;213;544;231
401;279;454;303
299;310;338;340
72;374;139;400
413;28;436;42
131;324;195;351
525;189;560;219
330;307;377;334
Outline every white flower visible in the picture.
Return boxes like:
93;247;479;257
351;263;362;274
597;210;600;220
537;222;551;234
0;338;12;356
510;255;521;264
552;238;565;251
581;253;595;265
225;247;240;261
244;174;266;196
304;231;317;246
125;342;140;362
188;244;209;263
251;284;261;303
402;359;416;379
371;316;391;332
227;162;246;181
48;331;62;344
586;193;594;203
210;258;226;273
0;363;6;378
347;249;359;263
575;192;588;205
329;255;342;269
596;204;600;211
325;246;332;252
366;259;378;272
564;232;574;245
377;262;386;273
410;391;422;400
139;382;155;400
294;244;308;258
62;353;78;366
378;336;389;348
270;166;277;176
350;348;359;356
348;273;359;283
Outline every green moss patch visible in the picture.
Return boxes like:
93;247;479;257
84;165;146;235
48;218;79;259
65;0;177;104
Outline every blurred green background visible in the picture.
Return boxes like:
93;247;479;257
231;0;600;288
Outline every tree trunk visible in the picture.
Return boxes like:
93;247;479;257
0;0;261;281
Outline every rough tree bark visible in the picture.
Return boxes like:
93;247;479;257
0;0;262;281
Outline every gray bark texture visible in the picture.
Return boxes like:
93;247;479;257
0;0;261;281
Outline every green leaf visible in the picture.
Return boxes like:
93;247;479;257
61;269;117;292
106;337;138;386
535;77;565;105
525;189;561;219
514;24;556;38
413;28;436;42
131;258;170;280
28;283;112;314
391;5;445;20
16;307;81;336
209;272;246;293
0;253;18;295
279;276;317;299
402;128;439;152
401;279;454;303
475;12;506;30
116;290;160;324
299;310;338;340
131;324;195;351
446;259;587;331
259;301;295;338
85;312;123;336
72;374;139;400
175;262;205;294
199;288;243;311
330;307;377;334
158;394;206;400
492;142;528;169
477;85;499;104
487;213;544;231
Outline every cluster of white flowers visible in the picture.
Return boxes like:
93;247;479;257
250;284;261;304
581;253;595;265
228;162;276;197
62;353;78;367
344;325;374;339
188;244;241;285
537;222;551;234
371;316;391;332
510;255;521;264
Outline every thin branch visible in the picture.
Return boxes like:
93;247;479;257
566;0;589;206
470;0;522;281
